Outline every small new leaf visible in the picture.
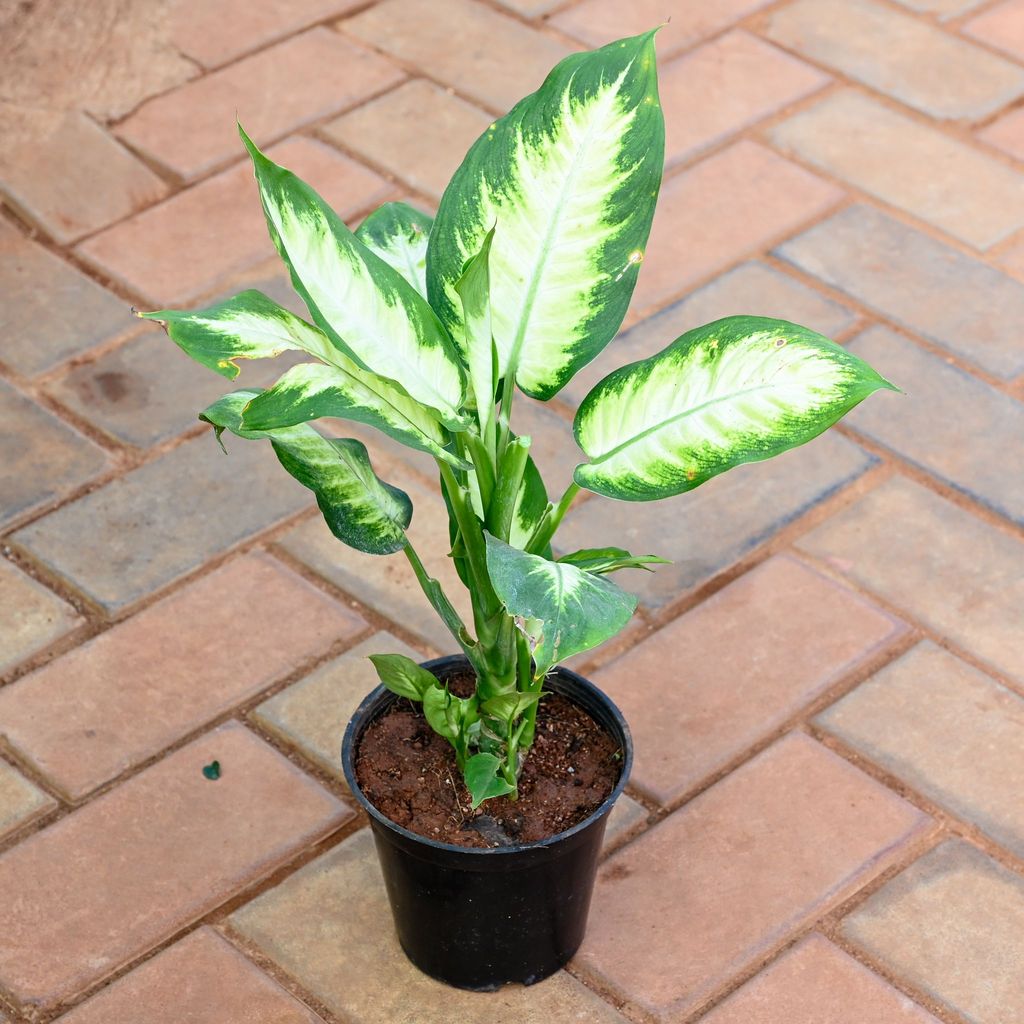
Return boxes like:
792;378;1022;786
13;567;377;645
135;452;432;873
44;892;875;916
369;654;436;702
558;547;669;574
481;691;543;722
463;752;516;809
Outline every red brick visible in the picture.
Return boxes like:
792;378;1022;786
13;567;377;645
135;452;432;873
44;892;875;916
77;136;391;305
0;722;349;1010
576;733;931;1020
595;556;905;806
631;141;842;318
978;106;1024;162
117;29;403;181
56;927;323;1024
964;0;1024;62
0;554;365;800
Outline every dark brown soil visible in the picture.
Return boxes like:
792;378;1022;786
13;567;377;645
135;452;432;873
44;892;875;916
354;672;622;848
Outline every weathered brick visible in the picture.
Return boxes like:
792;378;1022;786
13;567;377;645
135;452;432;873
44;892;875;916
558;432;875;608
631;141;842;318
341;0;574;112
321;80;491;203
843;326;1024;525
596;556;905;805
10;429;311;613
77;137;391;305
0;222;131;376
0;381;109;530
964;0;1024;61
0;113;167;244
776;204;1024;378
55;927;323;1024
771;90;1024;249
493;0;562;14
661;31;827;167
797;477;1024;683
118;30;402;181
0;761;55;841
563;260;857;407
702;933;941;1023
0;723;349;1009
894;0;988;16
978;106;1024;162
0;559;81;675
577;733;931;1019
0;555;364;800
230;828;629;1024
842;841;1024;1024
760;0;1024;120
820;641;1024;858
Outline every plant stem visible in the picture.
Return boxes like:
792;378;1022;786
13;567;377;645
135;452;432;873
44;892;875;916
526;480;580;553
486;435;530;540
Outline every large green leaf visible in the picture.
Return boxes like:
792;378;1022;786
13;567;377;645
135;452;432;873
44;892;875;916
427;30;664;401
574;316;898;501
484;533;636;676
239;126;467;428
201;389;411;554
355;202;432;298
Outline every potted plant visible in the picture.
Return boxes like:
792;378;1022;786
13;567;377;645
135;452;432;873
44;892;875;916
138;29;896;991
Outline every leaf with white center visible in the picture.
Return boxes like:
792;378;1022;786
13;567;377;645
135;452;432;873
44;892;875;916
239;125;467;428
201;389;411;555
509;453;549;553
484;533;636;677
558;547;668;574
454;227;498;429
427;31;663;401
574;316;898;502
355;202;432;297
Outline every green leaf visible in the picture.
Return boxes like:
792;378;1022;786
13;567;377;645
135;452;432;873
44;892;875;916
427;31;664;400
463;752;516;809
558;547;669;573
484;533;637;676
454;227;498;429
201;389;411;554
481;691;542;722
355;202;432;297
509;451;550;553
368;653;437;701
239;125;467;428
422;684;457;742
574;316;899;501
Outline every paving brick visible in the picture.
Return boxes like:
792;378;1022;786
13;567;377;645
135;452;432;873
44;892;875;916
761;0;1024;120
771;90;1024;249
230;828;628;1024
0;113;168;244
0;559;81;675
595;556;904;805
978;106;1024;162
551;0;774;60
321;80;491;203
776;204;1024;379
342;0;574;112
55;927;323;1024
10;429;311;613
254;632;418;779
997;236;1024;284
894;0;988;16
603;794;649;853
0;722;348;1009
0;555;363;800
559;431;875;608
0;761;55;841
77;137;391;306
563;260;857;407
843;326;1024;525
510;399;580;498
819;641;1024;858
172;0;366;68
0;223;131;376
964;0;1024;61
842;840;1024;1024
631;141;842;318
0;381;109;530
577;733;931;1020
702;933;941;1024
796;477;1024;683
493;0;562;15
661;31;828;168
118;30;403;182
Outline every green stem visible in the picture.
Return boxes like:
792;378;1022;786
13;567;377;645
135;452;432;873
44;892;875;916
463;430;495;512
486;435;530;540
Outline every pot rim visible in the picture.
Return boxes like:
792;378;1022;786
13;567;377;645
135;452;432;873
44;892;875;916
341;655;633;857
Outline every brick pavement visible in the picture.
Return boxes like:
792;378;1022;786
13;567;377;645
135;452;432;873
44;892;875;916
0;1;1022;1021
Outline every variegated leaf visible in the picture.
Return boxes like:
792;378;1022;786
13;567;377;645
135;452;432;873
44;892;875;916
558;547;668;573
427;31;663;401
454;227;498;428
574;316;898;502
509;453;549;552
201;389;411;554
355;202;432;297
239;126;467;428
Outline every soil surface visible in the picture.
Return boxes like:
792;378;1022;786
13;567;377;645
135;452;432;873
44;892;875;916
354;672;622;848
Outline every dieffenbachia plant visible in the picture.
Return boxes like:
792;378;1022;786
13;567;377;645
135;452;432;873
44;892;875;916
138;31;896;808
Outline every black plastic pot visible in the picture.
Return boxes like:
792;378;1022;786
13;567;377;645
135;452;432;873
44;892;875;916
341;654;633;991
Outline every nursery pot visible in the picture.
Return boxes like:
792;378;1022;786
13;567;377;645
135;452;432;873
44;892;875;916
341;654;633;991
